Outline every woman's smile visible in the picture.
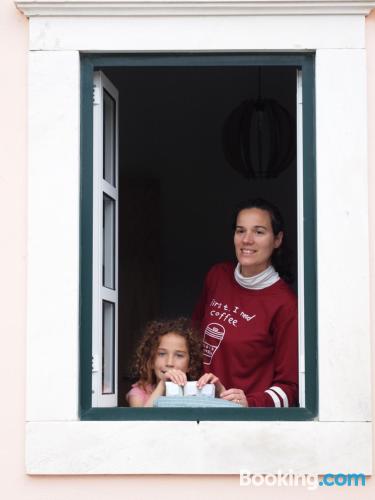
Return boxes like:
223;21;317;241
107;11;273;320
240;248;256;255
234;208;283;277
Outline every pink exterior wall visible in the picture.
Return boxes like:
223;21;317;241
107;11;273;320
0;0;373;497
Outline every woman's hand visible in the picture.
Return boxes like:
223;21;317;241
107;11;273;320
220;388;249;407
197;372;226;396
163;368;187;386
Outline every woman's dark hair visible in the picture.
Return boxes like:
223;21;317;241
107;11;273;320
232;198;294;283
131;317;202;389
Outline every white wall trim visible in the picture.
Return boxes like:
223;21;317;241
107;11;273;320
27;15;366;51
15;0;375;18
24;3;372;475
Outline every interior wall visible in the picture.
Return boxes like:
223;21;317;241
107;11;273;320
106;65;297;398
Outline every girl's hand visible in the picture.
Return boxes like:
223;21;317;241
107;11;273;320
220;388;248;407
143;379;166;407
163;368;187;386
197;372;226;396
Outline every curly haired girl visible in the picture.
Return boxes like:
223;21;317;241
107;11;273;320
126;318;207;407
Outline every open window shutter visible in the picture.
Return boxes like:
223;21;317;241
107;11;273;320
92;71;119;407
296;68;305;408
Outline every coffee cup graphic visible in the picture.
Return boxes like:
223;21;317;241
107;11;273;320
203;323;225;365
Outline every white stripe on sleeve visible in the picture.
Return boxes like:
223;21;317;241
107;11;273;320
265;389;281;407
269;386;289;407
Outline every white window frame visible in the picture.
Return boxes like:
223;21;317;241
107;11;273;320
20;0;372;475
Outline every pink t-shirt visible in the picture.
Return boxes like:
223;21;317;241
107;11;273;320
126;383;155;406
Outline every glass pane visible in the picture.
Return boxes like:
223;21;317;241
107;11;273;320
102;300;115;394
103;89;116;186
103;194;115;289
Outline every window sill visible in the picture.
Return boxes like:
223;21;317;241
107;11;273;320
26;420;372;474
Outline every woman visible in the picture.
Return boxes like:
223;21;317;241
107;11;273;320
194;198;298;407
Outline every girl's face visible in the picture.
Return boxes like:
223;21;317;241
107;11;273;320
234;208;283;277
153;332;190;382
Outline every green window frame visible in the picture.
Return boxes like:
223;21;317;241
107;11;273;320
80;52;317;421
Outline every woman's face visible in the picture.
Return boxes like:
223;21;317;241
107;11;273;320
234;208;283;277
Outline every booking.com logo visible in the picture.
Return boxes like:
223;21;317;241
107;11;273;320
239;470;366;490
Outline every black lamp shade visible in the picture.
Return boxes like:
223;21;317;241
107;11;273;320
222;97;296;179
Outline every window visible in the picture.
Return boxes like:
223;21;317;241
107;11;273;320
80;53;317;420
23;0;371;475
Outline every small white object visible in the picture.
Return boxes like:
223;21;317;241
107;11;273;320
165;381;215;397
184;382;215;398
165;382;183;397
200;383;215;398
184;381;198;397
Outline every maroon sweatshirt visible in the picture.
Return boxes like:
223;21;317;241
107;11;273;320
193;262;298;407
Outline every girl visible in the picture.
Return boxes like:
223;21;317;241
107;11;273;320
127;317;216;407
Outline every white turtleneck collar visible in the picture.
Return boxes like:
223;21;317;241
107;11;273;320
234;263;280;290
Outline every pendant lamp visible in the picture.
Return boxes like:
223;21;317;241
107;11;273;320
222;68;296;179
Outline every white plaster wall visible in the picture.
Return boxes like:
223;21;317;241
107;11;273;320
27;49;80;421
24;14;371;474
1;0;375;498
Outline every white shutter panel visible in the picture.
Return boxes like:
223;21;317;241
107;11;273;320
92;71;119;407
296;69;305;408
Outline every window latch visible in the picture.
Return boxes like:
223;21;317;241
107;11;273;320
93;85;100;105
92;353;99;372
